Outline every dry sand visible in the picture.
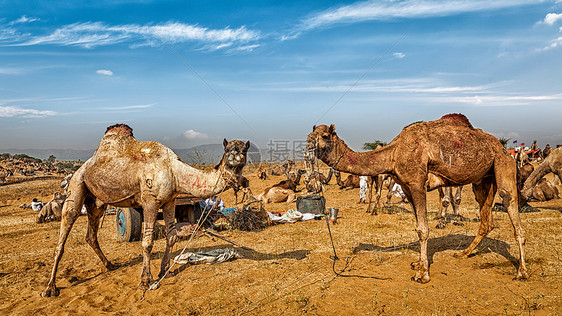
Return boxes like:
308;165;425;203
0;168;561;315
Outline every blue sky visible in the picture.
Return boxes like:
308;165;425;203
1;0;562;153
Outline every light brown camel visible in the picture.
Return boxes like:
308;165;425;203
254;186;296;203
520;160;560;202
303;173;323;194
334;170;360;189
36;191;67;223
435;186;463;229
522;146;562;201
41;124;250;297
307;114;527;283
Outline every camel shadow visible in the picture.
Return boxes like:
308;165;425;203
534;206;562;212
352;234;519;268
172;244;311;275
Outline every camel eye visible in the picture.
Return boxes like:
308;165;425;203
321;134;329;139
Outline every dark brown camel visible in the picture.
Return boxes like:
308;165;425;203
307;114;527;283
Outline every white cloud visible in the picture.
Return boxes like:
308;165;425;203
8;21;261;51
539;36;562;51
9;15;40;25
293;0;536;34
101;103;155;110
544;13;562;25
393;52;405;59
0;105;56;118
96;69;113;76
183;129;209;140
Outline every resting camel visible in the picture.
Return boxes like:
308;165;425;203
41;124;249;297
519;162;560;202
254;186;296;203
36;192;67;223
307;114;527;283
522;146;562;201
334;170;360;189
267;169;306;193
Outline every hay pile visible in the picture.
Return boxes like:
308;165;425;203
231;202;271;232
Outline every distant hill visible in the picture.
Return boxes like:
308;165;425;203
0;142;264;165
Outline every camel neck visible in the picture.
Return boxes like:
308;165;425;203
327;138;394;176
172;159;228;198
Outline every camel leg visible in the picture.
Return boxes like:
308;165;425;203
385;179;395;207
454;179;495;258
41;181;86;297
287;191;296;203
84;199;114;270
451;186;463;226
159;200;178;279
495;159;528;280
140;202;159;289
436;187;449;229
405;185;431;283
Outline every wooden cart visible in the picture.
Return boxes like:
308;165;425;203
115;195;204;242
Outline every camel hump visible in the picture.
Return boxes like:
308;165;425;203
105;123;134;137
439;113;473;129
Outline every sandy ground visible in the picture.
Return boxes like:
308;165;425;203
0;167;561;315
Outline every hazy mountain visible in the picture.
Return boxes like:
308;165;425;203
0;142;264;164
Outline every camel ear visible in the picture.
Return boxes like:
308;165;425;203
329;124;335;134
223;138;228;148
244;141;250;151
312;125;316;132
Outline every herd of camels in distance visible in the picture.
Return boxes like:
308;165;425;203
40;113;562;297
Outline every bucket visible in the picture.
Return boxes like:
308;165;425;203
328;208;339;224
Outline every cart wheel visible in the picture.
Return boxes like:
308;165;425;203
116;208;142;242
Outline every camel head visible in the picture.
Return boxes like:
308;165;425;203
307;124;339;164
221;138;251;169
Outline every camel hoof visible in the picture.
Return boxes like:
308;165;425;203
41;286;60;297
514;271;529;281
411;274;430;284
410;261;422;270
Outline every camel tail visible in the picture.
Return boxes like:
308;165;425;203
521;162;552;200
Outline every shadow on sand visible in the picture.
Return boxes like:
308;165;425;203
352;234;519;269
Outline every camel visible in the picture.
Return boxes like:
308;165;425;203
307;114;527;283
41;124;250;297
303;173;323;194
254;186;296;203
515;149;530;168
334;170;360;189
269;160;294;176
522;147;562;201
520;161;560;202
274;169;306;192
256;167;267;180
435;186;463;229
233;175;252;204
543;144;553;158
36;192;67;223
